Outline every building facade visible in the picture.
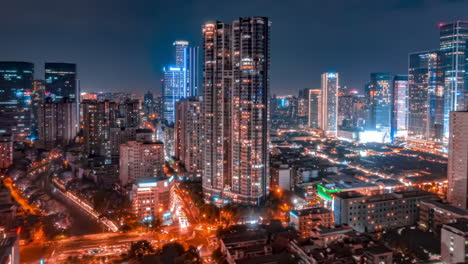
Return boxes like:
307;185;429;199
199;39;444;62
0;61;34;141
369;72;393;134
447;111;468;210
37;98;78;149
391;75;408;140
441;219;468;264
130;177;175;220
119;141;164;186
290;207;334;238
175;97;203;179
308;89;321;129
45;63;78;103
440;21;468;139
202;17;270;205
321;72;339;136
0;134;13;170
334;190;436;233
408;51;445;143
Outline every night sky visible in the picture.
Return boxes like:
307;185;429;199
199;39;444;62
1;0;467;95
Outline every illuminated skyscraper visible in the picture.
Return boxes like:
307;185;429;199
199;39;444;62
175;97;203;179
0;61;34;141
82;100;118;158
308;89;321;129
202;17;270;205
174;41;200;97
320;72;339;136
202;21;232;203
162;41;200;124
392;75;408;140
408;51;445;142
440;21;468;138
45;63;78;103
369;73;393;134
162;66;185;124
447;111;468;210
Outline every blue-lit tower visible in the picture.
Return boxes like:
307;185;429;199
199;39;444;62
0;61;34;141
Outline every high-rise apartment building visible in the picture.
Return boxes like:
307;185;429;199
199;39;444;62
440;21;468;139
82;100;118;158
408;51;445;142
119;141;164;186
121;99;140;127
202;17;270;205
447;111;468;210
175;97;203;179
391;75;408;140
320;72;339;136
202;21;232;203
369;72;393;133
45;63;78;103
308;89;321;129
0;62;34;141
0;134;13;170
37;98;78;149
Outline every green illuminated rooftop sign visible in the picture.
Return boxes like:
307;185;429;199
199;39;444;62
317;184;342;201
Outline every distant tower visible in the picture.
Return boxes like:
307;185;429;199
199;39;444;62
45;63;78;103
320;72;339;136
407;51;444;142
369;72;393;134
440;21;468;139
0;61;34;141
308;89;322;129
391;75;408;140
447;111;468;210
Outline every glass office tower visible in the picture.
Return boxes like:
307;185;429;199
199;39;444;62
440;21;468;138
45;63;78;103
0;61;34;141
162;66;185;124
391;75;408;140
408;51;445;142
369;73;393;134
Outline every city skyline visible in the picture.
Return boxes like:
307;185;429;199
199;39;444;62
1;0;468;95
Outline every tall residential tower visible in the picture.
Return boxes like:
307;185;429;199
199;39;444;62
202;17;270;205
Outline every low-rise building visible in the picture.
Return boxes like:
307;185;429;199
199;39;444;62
0;235;19;264
0;134;12;170
362;245;393;264
130;177;175;221
441;219;468;264
334;189;437;233
119;141;164;186
289;207;334;238
419;200;468;234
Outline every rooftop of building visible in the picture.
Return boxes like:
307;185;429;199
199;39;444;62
335;189;434;202
421;200;468;216
317;225;354;235
323;174;377;190
444;218;468;233
290;207;331;217
236;251;297;264
222;230;268;245
364;245;393;255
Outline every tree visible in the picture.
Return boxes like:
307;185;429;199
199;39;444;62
128;240;155;260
